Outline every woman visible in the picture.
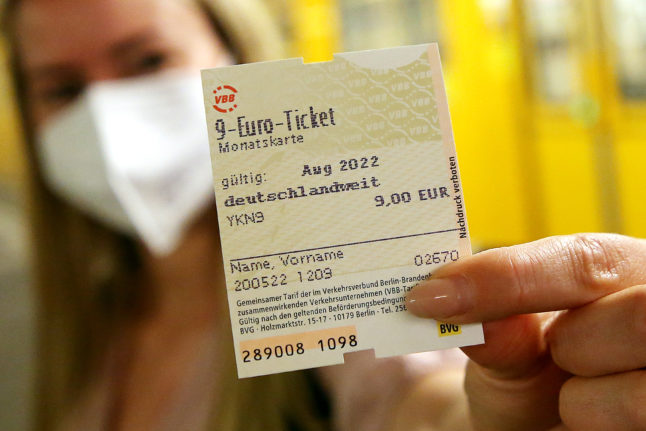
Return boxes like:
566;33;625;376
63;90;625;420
4;0;327;429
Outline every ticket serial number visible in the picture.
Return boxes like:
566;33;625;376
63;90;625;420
241;334;358;362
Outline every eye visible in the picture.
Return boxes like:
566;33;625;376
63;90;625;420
130;50;170;75
39;81;85;107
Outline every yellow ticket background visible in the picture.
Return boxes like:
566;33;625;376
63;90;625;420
202;44;483;378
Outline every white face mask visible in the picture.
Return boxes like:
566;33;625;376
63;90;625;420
36;72;216;256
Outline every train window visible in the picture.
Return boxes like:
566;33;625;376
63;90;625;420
525;0;583;103
339;0;441;51
609;0;646;100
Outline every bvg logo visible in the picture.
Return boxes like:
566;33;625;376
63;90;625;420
213;85;238;113
437;322;462;337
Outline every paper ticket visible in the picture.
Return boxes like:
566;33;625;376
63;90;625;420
201;44;484;378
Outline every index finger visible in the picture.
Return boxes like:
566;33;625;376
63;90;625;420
405;234;646;323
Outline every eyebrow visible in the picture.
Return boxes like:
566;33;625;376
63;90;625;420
25;64;78;81
24;29;162;81
108;29;161;59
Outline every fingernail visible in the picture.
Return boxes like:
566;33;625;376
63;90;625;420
406;275;473;319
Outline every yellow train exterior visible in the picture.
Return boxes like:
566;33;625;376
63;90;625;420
277;0;646;246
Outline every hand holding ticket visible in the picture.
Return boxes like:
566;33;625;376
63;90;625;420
201;44;484;378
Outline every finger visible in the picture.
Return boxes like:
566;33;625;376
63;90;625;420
560;370;646;431
462;314;570;430
465;359;567;431
548;425;570;431
462;314;549;378
548;284;646;377
405;234;646;323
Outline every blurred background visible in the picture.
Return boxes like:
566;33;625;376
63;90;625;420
1;0;645;429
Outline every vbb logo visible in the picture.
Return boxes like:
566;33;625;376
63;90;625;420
213;85;238;113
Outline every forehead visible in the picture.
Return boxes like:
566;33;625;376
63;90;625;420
15;0;194;68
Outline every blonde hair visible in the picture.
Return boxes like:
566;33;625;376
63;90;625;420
2;1;330;430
